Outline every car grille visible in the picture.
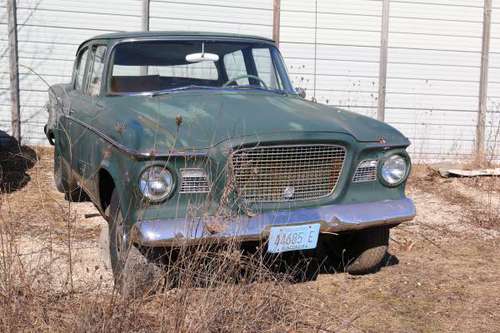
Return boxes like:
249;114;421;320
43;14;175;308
179;168;210;193
353;160;378;183
230;144;346;203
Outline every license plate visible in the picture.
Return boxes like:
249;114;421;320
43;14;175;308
267;223;320;253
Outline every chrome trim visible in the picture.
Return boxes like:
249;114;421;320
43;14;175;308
379;152;412;187
179;168;210;193
353;159;378;183
130;198;416;247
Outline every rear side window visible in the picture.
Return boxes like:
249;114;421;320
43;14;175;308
87;45;107;96
74;48;88;91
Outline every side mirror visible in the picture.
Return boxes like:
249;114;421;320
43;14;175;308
296;87;306;98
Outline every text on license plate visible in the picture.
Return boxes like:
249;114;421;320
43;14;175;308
267;223;320;253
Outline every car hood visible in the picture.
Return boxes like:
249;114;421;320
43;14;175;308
98;90;409;153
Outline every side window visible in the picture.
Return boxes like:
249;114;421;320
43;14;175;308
74;48;89;91
87;45;107;96
252;48;282;90
223;50;248;85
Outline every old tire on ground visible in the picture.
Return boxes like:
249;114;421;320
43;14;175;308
344;227;389;275
108;189;163;298
53;149;86;201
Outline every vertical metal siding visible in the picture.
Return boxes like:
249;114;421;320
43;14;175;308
0;0;142;143
0;9;9;136
386;1;484;161
280;0;381;118
486;3;500;160
0;0;497;161
149;1;273;36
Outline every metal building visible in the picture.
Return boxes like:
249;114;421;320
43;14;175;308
1;0;499;162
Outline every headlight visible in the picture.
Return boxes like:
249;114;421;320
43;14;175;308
139;166;174;202
380;155;408;186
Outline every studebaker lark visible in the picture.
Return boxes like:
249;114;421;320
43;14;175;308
45;31;416;288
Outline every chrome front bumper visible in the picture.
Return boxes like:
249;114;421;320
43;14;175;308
130;198;416;247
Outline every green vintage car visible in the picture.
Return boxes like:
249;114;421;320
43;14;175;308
45;31;415;287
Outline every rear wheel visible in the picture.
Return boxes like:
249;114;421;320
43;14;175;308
108;190;162;298
343;227;389;275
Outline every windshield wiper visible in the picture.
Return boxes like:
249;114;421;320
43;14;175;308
150;84;287;97
225;85;287;95
151;85;218;97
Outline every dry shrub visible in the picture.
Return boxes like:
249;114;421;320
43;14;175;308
0;148;316;333
0;220;308;332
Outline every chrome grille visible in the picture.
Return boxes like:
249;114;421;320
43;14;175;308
179;168;210;193
353;160;378;183
230;144;346;203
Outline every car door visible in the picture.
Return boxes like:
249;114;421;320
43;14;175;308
69;43;108;191
56;46;90;173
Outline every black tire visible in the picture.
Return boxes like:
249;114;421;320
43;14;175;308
343;227;389;275
108;190;163;298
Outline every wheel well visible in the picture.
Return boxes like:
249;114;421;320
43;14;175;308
98;168;115;213
44;125;55;145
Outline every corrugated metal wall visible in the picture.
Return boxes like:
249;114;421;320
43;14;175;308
280;0;497;161
386;0;484;160
281;0;381;120
0;0;142;143
0;0;499;161
488;3;500;161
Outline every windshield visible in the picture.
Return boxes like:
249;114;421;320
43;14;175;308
109;40;294;95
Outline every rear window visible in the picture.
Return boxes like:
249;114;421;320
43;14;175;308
112;62;218;80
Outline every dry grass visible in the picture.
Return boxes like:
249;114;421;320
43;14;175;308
409;164;500;232
1;147;500;332
0;146;336;332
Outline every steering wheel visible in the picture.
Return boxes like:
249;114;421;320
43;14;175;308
223;74;268;89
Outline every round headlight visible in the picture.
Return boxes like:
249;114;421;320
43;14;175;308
380;155;408;186
139;166;174;202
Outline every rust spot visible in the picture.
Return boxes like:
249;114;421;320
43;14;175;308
137;115;177;138
205;219;228;234
103;147;112;159
378;136;387;144
114;122;126;135
175;115;183;127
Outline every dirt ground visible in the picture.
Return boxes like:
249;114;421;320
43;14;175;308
1;146;499;332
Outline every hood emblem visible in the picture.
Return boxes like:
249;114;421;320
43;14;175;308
283;186;295;200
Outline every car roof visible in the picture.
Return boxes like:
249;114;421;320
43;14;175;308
78;31;275;51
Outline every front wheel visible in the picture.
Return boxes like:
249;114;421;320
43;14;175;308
108;190;162;298
343;227;389;275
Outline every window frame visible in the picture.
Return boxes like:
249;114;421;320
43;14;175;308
104;38;296;96
73;46;90;91
251;47;283;90
85;43;108;97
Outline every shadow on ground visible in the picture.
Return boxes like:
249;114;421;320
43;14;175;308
0;131;38;193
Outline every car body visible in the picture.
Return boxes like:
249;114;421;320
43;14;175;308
46;31;415;281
